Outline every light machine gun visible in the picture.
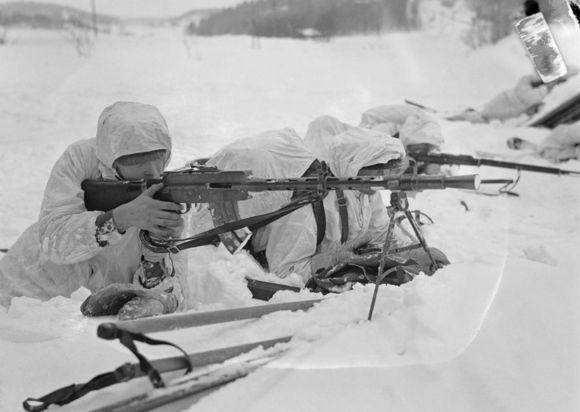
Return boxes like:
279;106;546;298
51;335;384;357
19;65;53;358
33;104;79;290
82;166;484;209
81;165;511;306
81;164;490;253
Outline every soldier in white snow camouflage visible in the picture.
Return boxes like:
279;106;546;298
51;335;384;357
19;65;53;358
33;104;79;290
0;102;190;318
202;111;447;289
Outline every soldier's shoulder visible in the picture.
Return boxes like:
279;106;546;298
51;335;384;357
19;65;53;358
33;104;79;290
60;138;98;160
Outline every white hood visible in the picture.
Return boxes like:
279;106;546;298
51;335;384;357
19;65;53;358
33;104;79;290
208;128;315;179
304;115;405;177
95;101;171;177
359;105;444;148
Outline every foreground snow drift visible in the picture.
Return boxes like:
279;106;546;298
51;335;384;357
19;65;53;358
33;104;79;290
1;28;579;411
194;258;580;412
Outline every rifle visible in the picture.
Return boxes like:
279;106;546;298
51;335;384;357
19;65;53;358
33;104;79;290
81;165;503;254
82;165;483;211
411;152;580;176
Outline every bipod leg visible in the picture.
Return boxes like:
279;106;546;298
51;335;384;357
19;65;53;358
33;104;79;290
367;210;396;321
367;266;398;321
403;210;438;272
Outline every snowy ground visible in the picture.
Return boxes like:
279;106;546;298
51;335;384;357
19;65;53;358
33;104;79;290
1;28;580;411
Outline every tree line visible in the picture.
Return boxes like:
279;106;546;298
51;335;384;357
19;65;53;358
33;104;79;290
186;0;420;39
0;2;117;31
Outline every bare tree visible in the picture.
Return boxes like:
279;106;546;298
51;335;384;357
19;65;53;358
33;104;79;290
63;15;95;57
0;12;7;45
90;0;98;37
0;26;7;46
250;17;261;49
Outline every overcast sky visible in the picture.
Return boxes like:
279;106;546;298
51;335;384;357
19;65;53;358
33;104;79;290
0;0;246;18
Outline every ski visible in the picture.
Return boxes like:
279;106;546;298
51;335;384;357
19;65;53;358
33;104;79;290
148;335;292;373
98;298;322;336
22;336;292;411
90;348;285;412
528;93;580;128
24;298;322;410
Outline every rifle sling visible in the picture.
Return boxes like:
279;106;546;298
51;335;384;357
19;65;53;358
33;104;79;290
172;195;323;252
335;189;349;244
311;198;326;247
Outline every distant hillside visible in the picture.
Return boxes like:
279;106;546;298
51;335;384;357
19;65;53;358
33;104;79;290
187;0;420;39
120;9;217;28
0;1;118;30
171;8;218;26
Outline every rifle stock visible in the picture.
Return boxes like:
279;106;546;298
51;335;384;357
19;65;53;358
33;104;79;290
81;179;151;212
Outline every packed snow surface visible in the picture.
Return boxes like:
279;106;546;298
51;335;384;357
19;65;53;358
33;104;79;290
1;28;579;411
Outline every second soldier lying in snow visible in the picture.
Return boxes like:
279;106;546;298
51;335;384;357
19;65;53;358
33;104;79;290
191;114;448;292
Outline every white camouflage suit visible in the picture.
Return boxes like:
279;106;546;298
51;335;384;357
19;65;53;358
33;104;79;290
448;74;549;123
203;120;407;286
539;122;580;162
358;105;444;149
480;74;549;121
0;102;188;308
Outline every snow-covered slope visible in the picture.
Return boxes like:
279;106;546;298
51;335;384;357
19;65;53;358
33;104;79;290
0;28;550;246
0;28;579;411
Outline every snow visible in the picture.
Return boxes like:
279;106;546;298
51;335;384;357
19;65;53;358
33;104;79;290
1;26;580;411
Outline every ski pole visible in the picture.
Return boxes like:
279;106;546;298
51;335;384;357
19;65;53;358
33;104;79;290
98;299;322;336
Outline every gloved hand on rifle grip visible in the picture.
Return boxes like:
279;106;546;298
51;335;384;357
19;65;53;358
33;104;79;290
111;183;184;239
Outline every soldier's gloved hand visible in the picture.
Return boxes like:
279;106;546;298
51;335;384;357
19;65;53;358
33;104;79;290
309;263;364;294
80;283;178;320
515;74;548;109
117;293;178;320
385;156;410;177
311;277;354;294
406;143;441;175
112;183;184;239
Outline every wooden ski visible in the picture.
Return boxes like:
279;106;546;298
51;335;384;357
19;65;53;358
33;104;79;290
98;298;321;336
90;349;285;412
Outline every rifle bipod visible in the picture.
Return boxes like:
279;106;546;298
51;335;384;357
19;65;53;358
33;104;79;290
367;191;440;321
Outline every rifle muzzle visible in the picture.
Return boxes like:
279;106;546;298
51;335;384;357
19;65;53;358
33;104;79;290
396;174;480;191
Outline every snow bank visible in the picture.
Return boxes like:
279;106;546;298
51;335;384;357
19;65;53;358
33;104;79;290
195;256;580;412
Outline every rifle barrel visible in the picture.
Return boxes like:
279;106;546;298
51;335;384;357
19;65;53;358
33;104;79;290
414;153;580;176
238;174;480;192
480;178;515;185
82;173;482;211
